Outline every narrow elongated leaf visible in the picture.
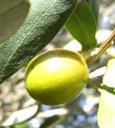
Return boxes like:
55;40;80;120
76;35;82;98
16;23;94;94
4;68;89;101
86;0;99;23
98;59;115;128
0;0;23;15
98;90;115;128
103;59;115;88
0;0;77;84
1;105;39;127
66;0;97;48
0;1;29;43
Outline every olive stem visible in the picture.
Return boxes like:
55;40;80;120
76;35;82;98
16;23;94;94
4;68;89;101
88;78;103;91
86;30;115;65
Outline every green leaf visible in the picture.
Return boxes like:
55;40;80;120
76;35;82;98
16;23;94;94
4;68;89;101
0;0;29;43
103;59;115;88
0;0;23;15
0;0;77;84
85;0;99;23
14;123;29;128
65;0;97;48
98;90;115;128
98;59;115;128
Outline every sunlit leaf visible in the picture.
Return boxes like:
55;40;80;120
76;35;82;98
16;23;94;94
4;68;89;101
14;122;29;128
85;0;99;23
98;59;115;128
103;59;115;88
1;105;39;127
98;90;115;128
66;0;97;48
0;0;77;84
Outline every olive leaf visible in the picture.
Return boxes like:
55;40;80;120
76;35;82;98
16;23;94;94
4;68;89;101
65;0;97;48
0;0;23;15
98;59;115;128
103;59;115;88
0;0;29;43
1;105;39;127
98;90;115;128
0;0;77;84
85;0;99;23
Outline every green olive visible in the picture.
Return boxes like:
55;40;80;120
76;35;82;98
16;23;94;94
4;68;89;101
25;49;89;105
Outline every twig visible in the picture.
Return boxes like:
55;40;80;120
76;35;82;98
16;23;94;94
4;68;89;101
86;30;115;65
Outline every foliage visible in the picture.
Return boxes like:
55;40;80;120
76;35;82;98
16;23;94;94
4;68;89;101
66;0;97;48
0;0;115;128
0;0;77;83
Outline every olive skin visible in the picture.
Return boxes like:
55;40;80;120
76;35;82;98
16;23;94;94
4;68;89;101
25;49;89;105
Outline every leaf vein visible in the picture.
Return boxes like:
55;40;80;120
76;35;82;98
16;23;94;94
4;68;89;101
1;0;57;72
73;13;90;43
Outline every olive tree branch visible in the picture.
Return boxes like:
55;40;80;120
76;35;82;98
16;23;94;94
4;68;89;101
86;30;115;65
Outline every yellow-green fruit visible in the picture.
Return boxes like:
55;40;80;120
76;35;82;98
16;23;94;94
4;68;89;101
25;49;89;105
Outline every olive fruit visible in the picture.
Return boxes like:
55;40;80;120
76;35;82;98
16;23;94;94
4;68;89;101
25;49;89;105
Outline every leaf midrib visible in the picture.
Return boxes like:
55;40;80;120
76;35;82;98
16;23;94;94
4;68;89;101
73;13;90;44
0;0;57;73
